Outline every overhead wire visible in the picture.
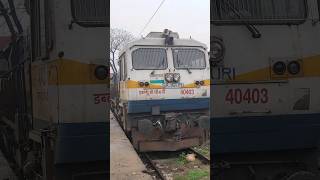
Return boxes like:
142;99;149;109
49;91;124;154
139;0;166;36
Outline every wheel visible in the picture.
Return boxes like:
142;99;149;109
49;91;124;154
285;171;318;180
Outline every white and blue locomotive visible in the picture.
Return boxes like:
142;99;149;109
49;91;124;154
111;30;210;152
0;0;108;179
211;0;320;179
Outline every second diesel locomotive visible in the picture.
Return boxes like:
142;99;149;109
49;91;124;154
211;0;320;179
0;0;108;179
111;30;210;152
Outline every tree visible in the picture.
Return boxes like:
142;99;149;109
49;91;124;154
110;28;135;73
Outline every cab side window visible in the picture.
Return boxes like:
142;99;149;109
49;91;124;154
118;54;127;81
29;0;53;60
71;0;108;27
119;55;125;81
123;55;127;80
119;58;123;81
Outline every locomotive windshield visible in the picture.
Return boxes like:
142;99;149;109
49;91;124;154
71;0;108;27
132;48;167;70
211;0;307;25
173;49;206;69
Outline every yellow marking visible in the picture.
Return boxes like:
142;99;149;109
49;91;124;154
126;79;210;89
204;79;211;86
303;55;320;77
226;55;320;82
31;59;108;85
126;80;163;88
234;67;271;81
31;59;108;123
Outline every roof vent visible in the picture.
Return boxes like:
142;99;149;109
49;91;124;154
146;29;179;39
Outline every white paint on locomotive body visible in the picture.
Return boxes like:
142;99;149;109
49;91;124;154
211;0;320;118
30;0;108;125
119;33;210;103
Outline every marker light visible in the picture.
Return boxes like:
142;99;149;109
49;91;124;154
139;82;145;87
200;81;205;86
144;82;150;86
273;61;286;75
288;61;301;75
195;81;200;86
210;37;225;63
94;65;108;80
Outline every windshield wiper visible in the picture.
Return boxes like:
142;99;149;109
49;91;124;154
187;68;192;74
175;53;192;74
220;0;261;39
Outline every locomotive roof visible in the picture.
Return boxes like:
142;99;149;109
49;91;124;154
119;37;207;55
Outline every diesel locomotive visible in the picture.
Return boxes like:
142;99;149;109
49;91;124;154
211;0;320;179
111;30;210;152
0;0;108;179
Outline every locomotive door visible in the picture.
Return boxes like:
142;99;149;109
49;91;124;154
119;54;127;101
118;54;129;130
48;65;59;124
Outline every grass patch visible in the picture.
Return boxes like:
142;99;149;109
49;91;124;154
174;169;209;180
176;152;188;165
194;146;210;157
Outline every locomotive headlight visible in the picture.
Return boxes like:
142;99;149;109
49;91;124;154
165;73;174;82
273;61;286;75
173;73;180;82
288;61;301;75
139;81;145;87
210;37;225;63
94;65;108;80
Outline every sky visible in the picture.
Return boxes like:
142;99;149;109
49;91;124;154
111;0;210;49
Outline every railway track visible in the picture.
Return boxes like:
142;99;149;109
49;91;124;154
142;149;210;180
111;108;210;179
188;148;210;165
141;153;167;180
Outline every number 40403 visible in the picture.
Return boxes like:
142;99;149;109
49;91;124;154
225;88;268;104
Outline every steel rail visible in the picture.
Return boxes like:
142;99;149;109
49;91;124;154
188;148;210;165
141;153;166;180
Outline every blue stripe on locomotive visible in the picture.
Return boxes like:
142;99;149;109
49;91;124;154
54;122;108;164
127;98;210;113
212;113;320;154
